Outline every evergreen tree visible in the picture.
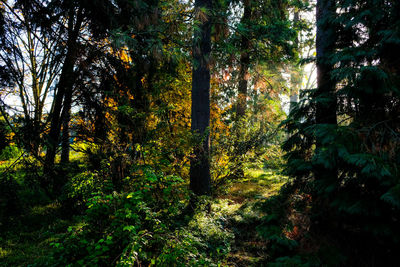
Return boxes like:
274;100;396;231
284;0;400;263
190;0;213;196
314;0;337;193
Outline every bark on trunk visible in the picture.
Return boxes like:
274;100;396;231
236;0;251;118
315;0;337;179
44;8;83;185
190;0;212;196
316;0;336;126
289;12;300;114
60;99;71;164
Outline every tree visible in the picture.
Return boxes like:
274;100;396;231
190;0;213;196
0;1;62;157
208;0;302;182
42;0;119;171
284;0;400;263
236;0;251;118
44;3;84;175
7;0;119;191
0;116;10;152
71;0;194;189
232;0;299;118
314;0;337;181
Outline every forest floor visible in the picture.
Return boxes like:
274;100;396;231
0;166;287;266
218;169;286;266
0;195;72;266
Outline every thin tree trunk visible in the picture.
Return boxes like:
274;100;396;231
237;0;251;118
60;100;71;164
190;0;212;196
44;8;83;184
44;51;74;173
289;11;300;114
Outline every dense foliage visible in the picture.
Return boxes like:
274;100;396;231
1;0;400;265
283;0;400;264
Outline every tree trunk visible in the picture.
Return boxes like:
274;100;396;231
44;8;83;185
60;99;71;164
289;11;300;114
190;0;212;196
44;52;74;172
316;0;336;125
236;0;251;118
315;0;337;178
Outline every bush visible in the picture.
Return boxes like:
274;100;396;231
211;115;285;189
0;145;21;161
50;168;232;266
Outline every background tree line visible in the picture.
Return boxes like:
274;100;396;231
0;0;300;196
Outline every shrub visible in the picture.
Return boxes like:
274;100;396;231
0;145;21;161
50;169;232;266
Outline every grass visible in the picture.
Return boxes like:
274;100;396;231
215;167;288;266
0;202;72;266
217;168;286;204
0;155;84;267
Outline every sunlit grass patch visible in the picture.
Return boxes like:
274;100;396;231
217;167;290;266
223;168;288;203
212;199;242;215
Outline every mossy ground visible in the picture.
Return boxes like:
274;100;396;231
215;168;287;266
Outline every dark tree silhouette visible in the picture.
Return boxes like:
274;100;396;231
190;0;212;196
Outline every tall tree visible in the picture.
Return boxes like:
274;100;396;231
43;0;116;169
44;5;84;177
314;0;337;180
234;0;298;118
284;0;400;263
236;0;251;118
289;11;301;113
0;1;62;157
190;0;212;196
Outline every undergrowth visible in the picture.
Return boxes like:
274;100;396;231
1;159;300;266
